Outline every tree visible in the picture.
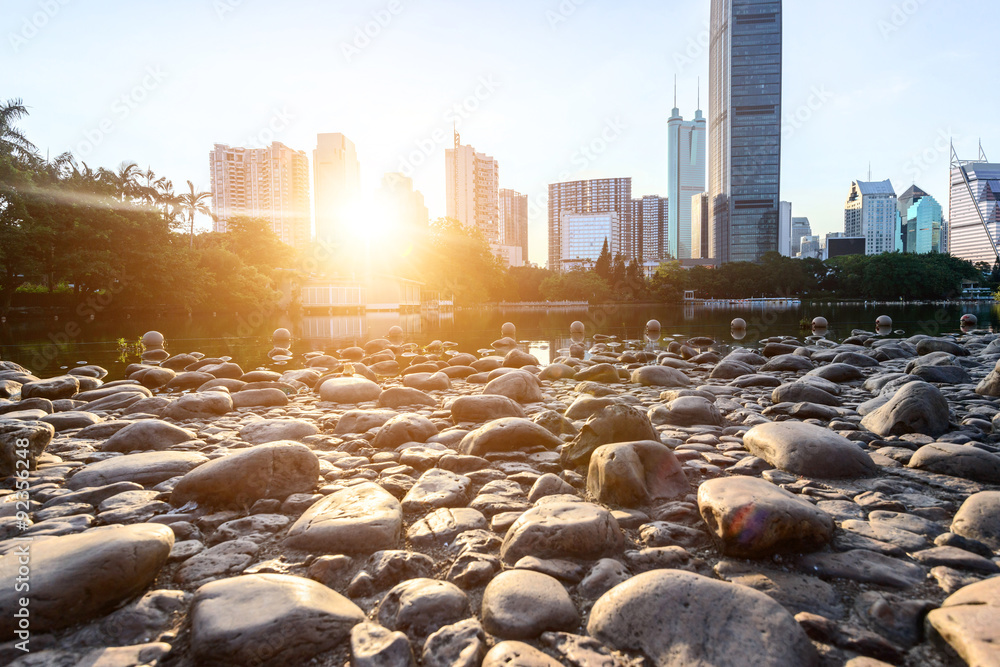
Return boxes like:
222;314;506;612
594;239;611;281
180;180;212;248
416;218;509;305
539;270;610;302
0;99;36;160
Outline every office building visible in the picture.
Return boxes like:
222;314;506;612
377;172;428;235
799;235;821;259
314;133;361;244
691;193;710;259
548;178;632;270
630;195;669;262
560;212;620;272
827;236;866;259
791;217;811;255
709;0;783;263
209;141;310;249
500;188;529;267
949;156;1000;265
778;201;792;256
667;92;706;259
844;180;902;255
897;185;943;254
446;133;500;245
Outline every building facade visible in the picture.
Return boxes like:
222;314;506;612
778;201;792;256
667;101;706;260
709;0;783;263
691;193;710;259
559;212;619;271
209;141;310;249
313;133;361;244
844;180;901;255
799;235;821;259
791;216;811;256
377;173;429;238
949;160;1000;265
630;195;669;262
500;188;529;267
548;178;632;270
446;136;500;245
898;185;943;254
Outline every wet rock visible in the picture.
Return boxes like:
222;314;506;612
743;421;876;478
458;418;561;457
320;377;382;403
0;419;54;476
21;375;80;400
172;441;318;507
860;381;950;437
101;420;195;453
588;570;818;667
68;451;208;489
630;365;691;387
162;391;234;420
482;570;578;639
483;370;544;403
587;441;690;507
500;501;624;564
190;573;364;666
0;524;174;639
698;477;834;557
377;578;470;636
926;576;1000;667
285;482;402;554
560;404;658;470
908;442;1000;483
951;491;1000;549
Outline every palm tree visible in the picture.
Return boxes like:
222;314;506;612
180;180;212;248
0;98;36;161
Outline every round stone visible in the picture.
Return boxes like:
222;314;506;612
481;570;578;639
731;318;747;330
876;315;892;328
501;322;517;338
141;331;165;348
812;317;828;329
500;501;624;564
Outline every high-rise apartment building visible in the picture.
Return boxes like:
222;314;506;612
446;133;500;245
791;217;811;256
500;188;529;267
630;195;669;262
209;142;310;249
709;0;783;263
667;95;706;260
314;133;361;244
844;180;901;255
691;193;710;259
949;157;1000;265
898;185;943;254
548;178;632;270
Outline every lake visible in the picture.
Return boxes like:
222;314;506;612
2;301;996;381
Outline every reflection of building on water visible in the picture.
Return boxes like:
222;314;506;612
298;311;455;349
299;275;445;313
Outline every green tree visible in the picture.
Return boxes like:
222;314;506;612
539;270;610;302
180;180;212;249
594;239;611;281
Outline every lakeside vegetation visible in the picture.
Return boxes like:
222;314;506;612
1;99;992;315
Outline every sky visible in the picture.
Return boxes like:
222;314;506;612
5;0;999;267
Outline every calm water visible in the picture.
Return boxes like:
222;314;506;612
1;302;996;381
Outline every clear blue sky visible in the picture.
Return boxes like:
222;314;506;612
5;0;998;266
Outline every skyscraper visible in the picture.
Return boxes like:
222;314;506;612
313;133;361;244
949;155;1000;265
209;141;310;249
791;217;811;255
446;132;500;245
844;180;901;255
500;188;529;267
548;178;632;270
691;193;710;259
898;185;943;254
630;195;669;262
378;173;429;232
778;201;792;256
560;212;620;272
667;87;706;260
709;0;783;263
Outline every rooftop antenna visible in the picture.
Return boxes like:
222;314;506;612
453;122;460;149
674;75;678;108
868;162;872;182
697;77;701;110
980;139;990;162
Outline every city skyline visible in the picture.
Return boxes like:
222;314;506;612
6;0;999;266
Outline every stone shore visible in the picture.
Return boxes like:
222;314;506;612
0;329;998;667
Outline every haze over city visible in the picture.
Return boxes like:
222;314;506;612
6;0;999;266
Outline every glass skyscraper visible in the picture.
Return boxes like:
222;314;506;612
667;101;706;260
709;0;782;263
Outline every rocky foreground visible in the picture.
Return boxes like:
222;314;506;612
0;329;998;667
